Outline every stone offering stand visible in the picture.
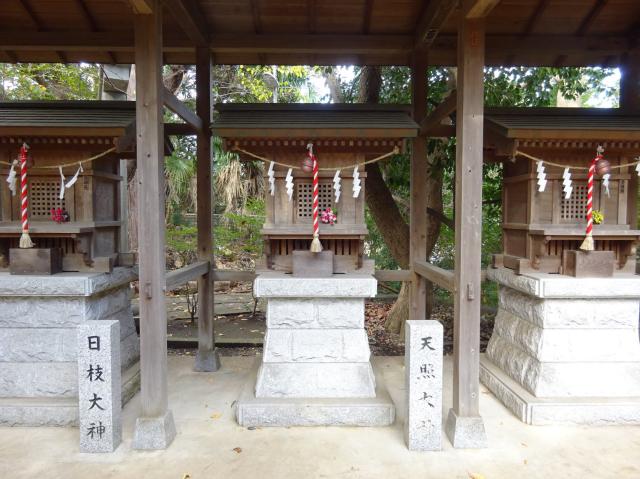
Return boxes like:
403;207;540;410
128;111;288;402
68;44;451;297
236;272;395;427
0;267;140;426
481;267;640;425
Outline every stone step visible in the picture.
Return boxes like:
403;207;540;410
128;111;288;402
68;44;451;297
0;333;139;397
0;362;139;426
498;287;640;329
0;287;131;328
491;312;640;362
267;298;364;329
487;337;640;397
256;362;376;398
263;329;371;363
238;361;394;427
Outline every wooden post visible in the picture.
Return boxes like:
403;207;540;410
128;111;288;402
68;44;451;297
620;54;640;111
132;0;176;450
194;46;220;372
409;50;429;324
444;13;488;448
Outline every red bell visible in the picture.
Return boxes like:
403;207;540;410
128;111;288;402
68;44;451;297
301;156;314;173
595;157;611;176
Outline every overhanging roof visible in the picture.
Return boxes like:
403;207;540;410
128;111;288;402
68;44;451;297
0;101;136;137
486;108;640;141
213;103;419;139
0;1;638;66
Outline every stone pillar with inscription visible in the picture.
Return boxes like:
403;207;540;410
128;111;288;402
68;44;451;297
77;320;122;453
405;320;443;451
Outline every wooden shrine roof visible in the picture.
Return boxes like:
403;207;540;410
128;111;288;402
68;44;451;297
212;104;419;139
485;108;640;141
0;1;638;66
0;101;136;137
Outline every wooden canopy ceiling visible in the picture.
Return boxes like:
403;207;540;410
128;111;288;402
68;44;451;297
0;0;638;67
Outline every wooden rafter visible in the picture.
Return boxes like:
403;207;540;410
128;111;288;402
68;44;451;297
16;0;66;62
250;0;263;34
162;87;203;132
129;0;153;14
73;0;117;63
362;0;374;34
577;0;608;36
307;0;317;34
419;90;457;136
552;0;609;68
163;0;209;46
414;0;458;47
522;0;551;35
463;0;501;19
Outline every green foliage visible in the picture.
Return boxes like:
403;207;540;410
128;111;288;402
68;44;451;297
214;198;265;261
0;63;99;100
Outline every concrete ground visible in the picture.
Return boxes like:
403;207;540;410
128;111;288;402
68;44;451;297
1;356;639;479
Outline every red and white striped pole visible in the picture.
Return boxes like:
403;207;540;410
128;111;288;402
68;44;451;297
19;143;34;248
579;147;602;251
307;143;322;253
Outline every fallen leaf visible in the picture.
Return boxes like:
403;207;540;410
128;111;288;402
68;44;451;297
468;473;485;479
182;475;191;479
210;412;222;420
521;442;528;447
233;447;242;454
524;459;528;465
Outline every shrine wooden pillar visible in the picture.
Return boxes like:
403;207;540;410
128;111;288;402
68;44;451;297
409;50;429;323
444;4;488;448
620;53;640;111
194;46;220;371
132;0;176;449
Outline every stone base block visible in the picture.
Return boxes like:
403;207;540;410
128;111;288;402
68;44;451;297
132;410;176;450
444;409;488;449
237;361;394;427
194;348;221;372
256;362;376;398
263;329;371;363
0;362;139;426
480;356;640;426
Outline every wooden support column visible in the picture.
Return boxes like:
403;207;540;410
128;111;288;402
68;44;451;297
620;54;640;111
132;0;176;450
444;12;488;448
409;50;429;323
194;46;220;372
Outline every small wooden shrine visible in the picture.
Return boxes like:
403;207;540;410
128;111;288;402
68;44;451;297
0;101;144;273
485;108;640;275
213;104;419;273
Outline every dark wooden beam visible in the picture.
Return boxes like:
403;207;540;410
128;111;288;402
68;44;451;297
129;0;154;14
414;260;455;292
194;45;219;371
362;0;374;34
250;0;263;34
577;0;608;36
73;0;117;63
16;0;66;63
414;0;458;47
463;0;501;19
165;122;197;136
163;87;203;131
522;0;551;35
163;0;209;46
307;0;317;34
419;89;457;136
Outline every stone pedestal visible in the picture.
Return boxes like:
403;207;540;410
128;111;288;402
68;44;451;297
481;267;640;425
0;267;140;426
236;273;395;426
